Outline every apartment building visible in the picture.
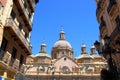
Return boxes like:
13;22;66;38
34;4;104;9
0;0;39;79
95;0;120;79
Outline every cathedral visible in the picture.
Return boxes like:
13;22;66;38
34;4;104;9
25;29;107;80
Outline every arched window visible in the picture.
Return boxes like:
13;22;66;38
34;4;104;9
62;66;69;74
62;52;64;56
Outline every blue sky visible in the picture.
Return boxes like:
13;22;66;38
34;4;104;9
31;0;99;57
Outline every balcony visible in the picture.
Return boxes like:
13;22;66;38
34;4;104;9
14;0;32;31
5;18;32;55
19;64;25;73
0;50;11;65
28;0;35;12
12;59;20;70
107;0;117;14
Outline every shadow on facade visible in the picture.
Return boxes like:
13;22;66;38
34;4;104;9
101;68;113;80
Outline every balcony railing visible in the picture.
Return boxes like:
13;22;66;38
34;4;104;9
13;59;20;70
110;25;120;41
5;18;32;55
19;64;25;73
99;20;106;30
10;57;15;67
96;1;101;15
1;51;11;65
107;0;116;13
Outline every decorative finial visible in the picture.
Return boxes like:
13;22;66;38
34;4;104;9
82;40;84;45
61;25;64;31
41;38;46;46
42;39;45;44
82;40;86;47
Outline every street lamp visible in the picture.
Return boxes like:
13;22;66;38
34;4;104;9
94;35;119;80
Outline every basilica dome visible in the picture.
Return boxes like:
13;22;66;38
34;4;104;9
53;40;72;49
51;29;73;59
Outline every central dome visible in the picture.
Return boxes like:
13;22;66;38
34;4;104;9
51;29;73;59
53;40;72;49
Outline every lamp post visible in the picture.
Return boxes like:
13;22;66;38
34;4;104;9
94;35;119;80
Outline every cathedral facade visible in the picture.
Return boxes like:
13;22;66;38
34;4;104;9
25;30;107;80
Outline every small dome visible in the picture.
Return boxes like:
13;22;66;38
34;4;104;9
91;53;101;58
35;52;51;58
76;54;93;59
41;43;46;46
91;45;95;48
53;40;72;49
82;44;86;47
60;30;65;34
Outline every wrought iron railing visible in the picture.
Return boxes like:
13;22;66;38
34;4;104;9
107;0;116;13
99;20;106;30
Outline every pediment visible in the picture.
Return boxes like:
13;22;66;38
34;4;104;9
53;55;78;73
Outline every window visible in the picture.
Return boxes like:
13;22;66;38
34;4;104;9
62;52;64;56
10;10;16;20
20;55;23;64
18;23;22;31
28;13;31;19
1;37;8;51
11;47;17;59
62;66;69;73
10;47;17;65
24;3;27;9
101;16;103;22
84;59;91;63
64;58;66;61
25;32;28;39
115;15;120;30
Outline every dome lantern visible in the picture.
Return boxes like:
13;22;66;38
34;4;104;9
60;27;65;40
40;41;46;53
90;45;96;54
81;42;87;54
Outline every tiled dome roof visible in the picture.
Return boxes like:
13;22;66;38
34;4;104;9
76;53;93;59
35;52;51;58
53;40;72;49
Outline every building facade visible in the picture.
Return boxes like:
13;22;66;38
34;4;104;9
95;0;120;79
0;0;39;79
25;30;107;80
